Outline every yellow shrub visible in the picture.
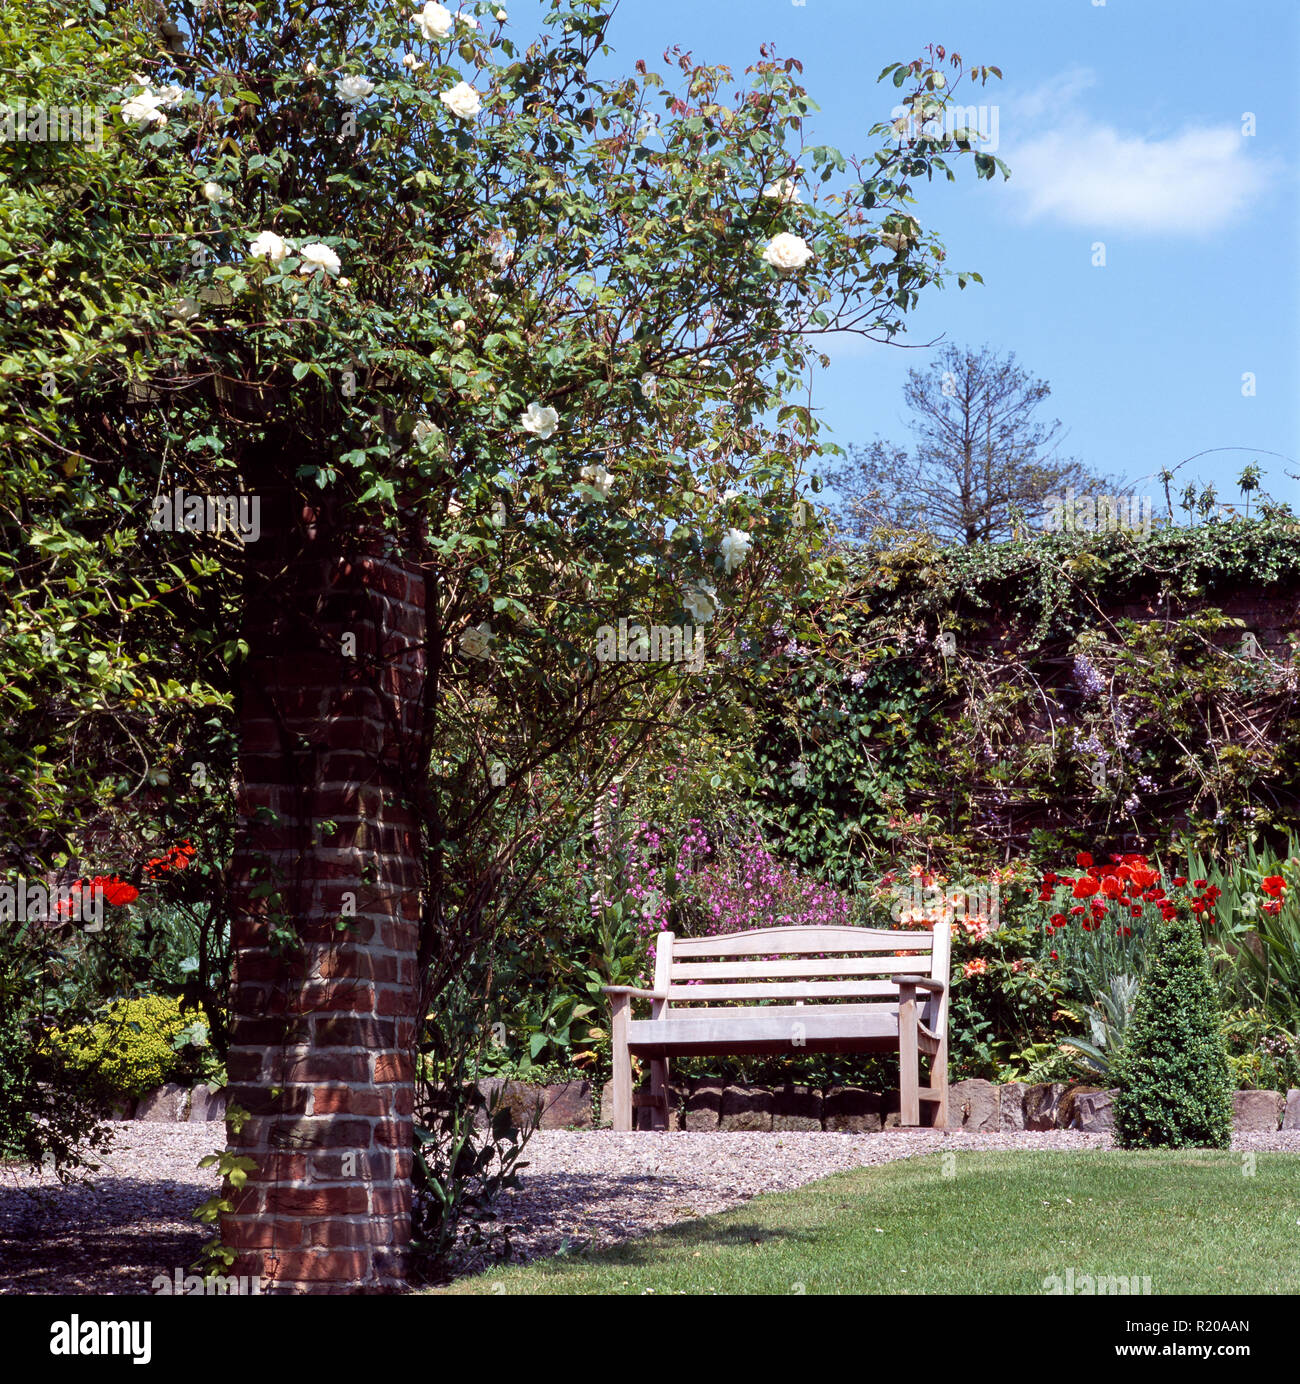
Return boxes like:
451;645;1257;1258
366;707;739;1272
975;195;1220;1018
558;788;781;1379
50;995;201;1100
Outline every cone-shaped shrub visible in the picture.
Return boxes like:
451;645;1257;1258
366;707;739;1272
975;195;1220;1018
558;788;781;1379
1112;910;1233;1148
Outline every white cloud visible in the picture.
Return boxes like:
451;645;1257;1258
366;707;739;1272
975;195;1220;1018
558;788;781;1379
1002;68;1275;235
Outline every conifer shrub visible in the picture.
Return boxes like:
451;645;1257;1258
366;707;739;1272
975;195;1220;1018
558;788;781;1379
1112;911;1233;1148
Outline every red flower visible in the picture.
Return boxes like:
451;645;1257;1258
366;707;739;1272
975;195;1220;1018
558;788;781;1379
1263;901;1282;916
1262;876;1286;898
1050;913;1067;929
1037;887;1054;902
1159;902;1178;920
1049;950;1059;961
1130;905;1143;917
1076;852;1094;869
1101;876;1123;898
99;877;139;907
1070;905;1085;916
1042;872;1057;885
1173;876;1187;887
1192;879;1208;890
1116;926;1132;937
1073;877;1100;899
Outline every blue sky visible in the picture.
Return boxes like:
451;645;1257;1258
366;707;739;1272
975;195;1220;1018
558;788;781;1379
506;0;1300;511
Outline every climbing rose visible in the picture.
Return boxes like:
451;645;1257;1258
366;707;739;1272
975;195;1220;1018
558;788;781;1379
121;91;167;128
248;230;290;263
440;80;482;120
578;463;613;499
298;243;341;277
519;402;558;440
760;232;813;271
413;2;455;39
335;74;375;104
719;527;751;574
459;623;493;659
682;584;719;624
761;177;802;204
201;180;229;203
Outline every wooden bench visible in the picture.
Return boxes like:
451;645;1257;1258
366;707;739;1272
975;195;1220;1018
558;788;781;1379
603;923;950;1131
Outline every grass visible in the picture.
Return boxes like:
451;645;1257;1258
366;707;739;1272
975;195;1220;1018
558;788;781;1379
434;1150;1300;1295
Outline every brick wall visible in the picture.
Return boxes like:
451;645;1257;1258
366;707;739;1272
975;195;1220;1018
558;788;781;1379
223;519;426;1293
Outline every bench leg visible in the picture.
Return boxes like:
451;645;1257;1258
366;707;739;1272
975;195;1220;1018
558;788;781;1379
650;1058;670;1131
898;993;920;1127
931;1032;948;1130
610;995;633;1132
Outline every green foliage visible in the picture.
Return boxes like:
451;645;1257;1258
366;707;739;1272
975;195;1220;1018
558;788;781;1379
48;993;204;1101
1112;912;1234;1149
945;920;1068;1079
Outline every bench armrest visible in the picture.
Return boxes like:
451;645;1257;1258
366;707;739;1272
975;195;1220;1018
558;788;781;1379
602;986;668;1001
895;975;945;993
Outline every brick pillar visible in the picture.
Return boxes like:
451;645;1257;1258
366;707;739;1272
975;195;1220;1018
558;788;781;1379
222;525;425;1293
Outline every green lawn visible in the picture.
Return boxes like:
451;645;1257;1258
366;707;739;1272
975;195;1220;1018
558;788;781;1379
435;1150;1300;1295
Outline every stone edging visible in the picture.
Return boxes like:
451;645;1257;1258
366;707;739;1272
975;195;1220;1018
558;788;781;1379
121;1078;1300;1135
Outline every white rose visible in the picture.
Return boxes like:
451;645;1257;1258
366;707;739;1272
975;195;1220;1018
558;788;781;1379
578;463;614;500
413;420;438;444
154;83;185;109
496;8;507;19
878;232;909;254
335;74;375;104
719;527;752;574
439;80;482;120
760;232;813;272
761;177;802;205
201;180;229;204
459;622;494;659
304;61;318;77
929;71;946;89
402;53;425;70
519;402;558;440
248;230;290;264
298;242;341;277
458;10;479;28
682;583;719;624
121;91;167;128
640;371;658;398
337;276;352;288
413;2;455;40
451;318;467;334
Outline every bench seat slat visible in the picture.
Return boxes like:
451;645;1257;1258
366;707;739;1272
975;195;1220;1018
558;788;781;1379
665;979;907;1001
670;956;931;980
671;927;932;957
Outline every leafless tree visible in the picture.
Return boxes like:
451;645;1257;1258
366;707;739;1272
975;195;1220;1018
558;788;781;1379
831;343;1117;544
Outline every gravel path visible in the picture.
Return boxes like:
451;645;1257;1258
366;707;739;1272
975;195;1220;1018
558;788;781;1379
3;1124;1298;1292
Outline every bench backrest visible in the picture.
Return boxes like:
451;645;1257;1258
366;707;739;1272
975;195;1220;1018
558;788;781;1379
653;924;950;1028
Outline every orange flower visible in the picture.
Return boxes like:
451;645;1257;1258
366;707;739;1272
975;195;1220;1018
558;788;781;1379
962;958;988;979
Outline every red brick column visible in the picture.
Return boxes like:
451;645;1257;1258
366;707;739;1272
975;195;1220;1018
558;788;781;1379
222;533;426;1293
